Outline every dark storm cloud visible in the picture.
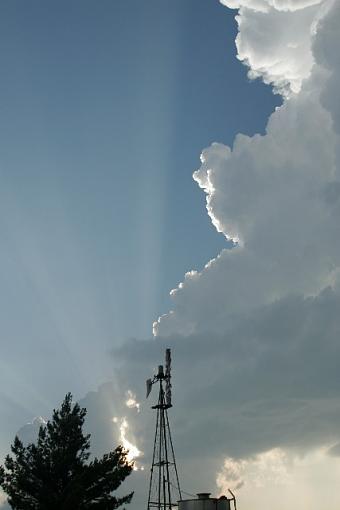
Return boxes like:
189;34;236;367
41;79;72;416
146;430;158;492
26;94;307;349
113;288;340;462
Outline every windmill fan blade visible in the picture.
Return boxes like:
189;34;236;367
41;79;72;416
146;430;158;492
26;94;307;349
165;348;172;406
166;381;172;406
165;348;171;372
146;378;153;398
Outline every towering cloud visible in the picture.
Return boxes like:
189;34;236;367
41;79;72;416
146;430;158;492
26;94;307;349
154;0;339;341
143;0;340;493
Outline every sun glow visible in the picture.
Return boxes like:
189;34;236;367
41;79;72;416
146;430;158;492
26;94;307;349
125;390;140;412
120;417;141;463
112;416;143;470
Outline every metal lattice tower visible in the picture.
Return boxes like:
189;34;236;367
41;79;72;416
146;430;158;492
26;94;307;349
146;349;182;510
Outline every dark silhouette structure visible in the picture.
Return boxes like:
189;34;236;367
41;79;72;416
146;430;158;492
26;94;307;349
146;349;182;510
0;393;133;510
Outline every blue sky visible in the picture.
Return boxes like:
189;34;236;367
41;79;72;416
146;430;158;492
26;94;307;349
1;1;340;509
0;0;280;434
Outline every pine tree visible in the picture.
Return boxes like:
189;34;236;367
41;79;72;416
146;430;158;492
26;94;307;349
0;393;134;510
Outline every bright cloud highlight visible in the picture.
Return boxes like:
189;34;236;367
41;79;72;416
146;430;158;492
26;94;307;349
113;416;143;468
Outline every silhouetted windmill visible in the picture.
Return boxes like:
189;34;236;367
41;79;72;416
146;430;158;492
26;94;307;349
146;349;182;510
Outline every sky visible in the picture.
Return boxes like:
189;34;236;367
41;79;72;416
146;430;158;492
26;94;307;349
1;0;340;509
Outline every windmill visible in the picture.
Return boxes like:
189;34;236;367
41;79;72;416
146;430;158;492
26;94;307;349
146;348;182;510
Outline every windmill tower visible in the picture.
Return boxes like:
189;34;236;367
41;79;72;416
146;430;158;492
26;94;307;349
146;349;182;510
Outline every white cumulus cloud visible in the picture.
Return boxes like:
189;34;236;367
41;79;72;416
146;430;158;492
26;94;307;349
221;0;333;95
154;0;340;340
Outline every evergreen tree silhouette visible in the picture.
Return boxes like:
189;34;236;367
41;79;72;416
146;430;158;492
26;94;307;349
0;393;133;509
